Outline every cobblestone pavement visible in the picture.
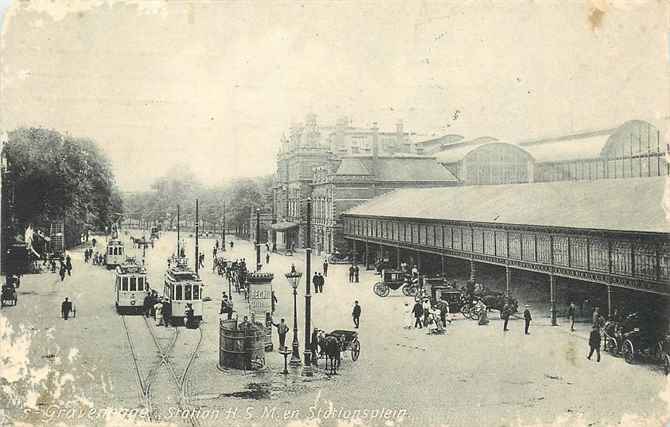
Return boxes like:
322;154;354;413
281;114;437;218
1;232;668;426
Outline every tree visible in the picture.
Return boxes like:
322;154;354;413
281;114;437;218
4;128;122;249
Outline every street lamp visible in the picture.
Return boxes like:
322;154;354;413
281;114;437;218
285;265;302;367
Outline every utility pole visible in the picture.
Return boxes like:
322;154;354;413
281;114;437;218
256;208;261;272
303;197;313;376
195;199;199;274
221;200;226;252
176;204;180;258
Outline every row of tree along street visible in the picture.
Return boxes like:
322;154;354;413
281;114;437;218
121;164;272;234
2;127;123;253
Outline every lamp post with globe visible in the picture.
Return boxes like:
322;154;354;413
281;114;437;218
285;265;302;367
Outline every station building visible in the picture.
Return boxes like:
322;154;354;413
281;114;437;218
271;115;456;254
433;119;668;185
342;177;670;319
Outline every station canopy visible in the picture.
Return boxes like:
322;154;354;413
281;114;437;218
344;176;670;234
271;222;299;231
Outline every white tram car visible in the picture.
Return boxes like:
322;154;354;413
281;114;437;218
115;258;148;314
105;239;126;268
164;259;204;324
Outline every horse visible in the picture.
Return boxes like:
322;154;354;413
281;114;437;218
320;335;342;375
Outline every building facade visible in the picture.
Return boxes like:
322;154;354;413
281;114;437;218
271;115;458;254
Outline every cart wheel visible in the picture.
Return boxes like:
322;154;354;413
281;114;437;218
351;339;360;361
401;284;416;297
605;338;618;356
373;282;389;297
623;340;636;364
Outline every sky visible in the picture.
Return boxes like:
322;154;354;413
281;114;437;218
0;0;668;191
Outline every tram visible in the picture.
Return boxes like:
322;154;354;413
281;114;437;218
164;258;204;325
115;258;148;314
105;239;126;268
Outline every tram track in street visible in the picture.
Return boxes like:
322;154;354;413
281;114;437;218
119;314;155;423
143;315;204;427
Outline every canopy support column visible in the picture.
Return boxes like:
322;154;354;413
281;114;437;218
550;274;557;326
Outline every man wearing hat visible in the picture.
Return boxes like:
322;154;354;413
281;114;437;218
523;305;532;335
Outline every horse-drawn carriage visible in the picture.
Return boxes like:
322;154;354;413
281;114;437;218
327;250;358;265
1;284;17;307
460;287;518;319
318;329;360;374
373;269;419;297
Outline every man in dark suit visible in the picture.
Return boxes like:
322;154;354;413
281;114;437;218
587;327;601;362
523;305;532;335
412;300;424;329
352;301;361;328
312;273;319;294
61;297;73;320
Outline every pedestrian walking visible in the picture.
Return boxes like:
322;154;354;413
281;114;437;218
271;291;278;313
162;298;171;327
59;262;67;282
412;300;424;328
323;259;328;277
310;328;319;366
143;292;152;317
568;301;577;332
272;318;289;349
502;301;512;331
61;297;73;320
317;273;324;293
437;299;451;325
523;305;532;335
312;272;319;294
154;300;164;326
592;307;602;329
587;327;601;362
348;265;355;283
65;254;72;276
422;298;432;327
230;241;234;249
352;301;361;328
266;253;270;264
354;265;360;283
404;302;413;329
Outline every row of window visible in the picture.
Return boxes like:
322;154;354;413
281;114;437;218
164;283;201;301
344;217;670;281
108;246;124;256
536;156;668;182
116;275;146;292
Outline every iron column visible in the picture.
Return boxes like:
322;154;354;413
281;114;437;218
256;208;261;272
222;200;226;251
303;197;313;375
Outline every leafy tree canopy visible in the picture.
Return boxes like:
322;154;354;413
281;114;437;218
4;128;123;248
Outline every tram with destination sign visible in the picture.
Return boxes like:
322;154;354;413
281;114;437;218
105;239;126;269
115;258;149;314
164;257;204;325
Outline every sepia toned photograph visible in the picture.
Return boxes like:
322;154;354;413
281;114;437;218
0;1;669;426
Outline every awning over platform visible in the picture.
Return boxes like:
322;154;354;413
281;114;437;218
271;222;299;231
